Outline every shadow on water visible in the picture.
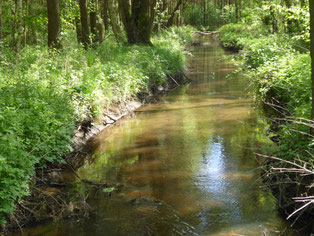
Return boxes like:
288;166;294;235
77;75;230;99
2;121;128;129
14;37;305;236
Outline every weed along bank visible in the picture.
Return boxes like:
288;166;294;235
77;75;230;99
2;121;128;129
219;5;313;233
0;24;194;231
6;35;309;236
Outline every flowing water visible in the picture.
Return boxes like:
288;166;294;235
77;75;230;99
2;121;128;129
16;37;304;236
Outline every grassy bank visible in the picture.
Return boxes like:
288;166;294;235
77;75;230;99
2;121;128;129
219;22;313;230
0;26;194;225
219;23;312;161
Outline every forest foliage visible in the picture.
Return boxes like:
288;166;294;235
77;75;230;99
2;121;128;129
219;1;313;164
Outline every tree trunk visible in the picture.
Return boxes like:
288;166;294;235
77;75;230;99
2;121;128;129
96;20;104;43
167;0;184;27
90;0;98;42
107;0;123;41
79;0;90;48
27;0;39;44
90;12;97;42
239;0;241;18
118;0;156;44
310;0;314;126
47;0;61;48
269;4;278;33
75;16;82;43
102;0;109;32
24;0;28;46
235;0;239;23
11;5;16;47
284;0;293;33
16;0;23;53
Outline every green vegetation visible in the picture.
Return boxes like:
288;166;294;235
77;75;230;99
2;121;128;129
0;0;313;231
184;1;227;30
219;3;313;162
0;26;194;225
219;3;313;229
183;0;268;31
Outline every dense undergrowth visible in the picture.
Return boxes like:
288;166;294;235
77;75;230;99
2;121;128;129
219;10;314;230
219;22;313;162
0;26;194;225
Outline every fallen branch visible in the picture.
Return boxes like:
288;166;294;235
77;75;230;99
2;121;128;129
168;75;180;86
256;153;314;175
105;114;118;121
287;200;314;220
270;167;314;176
259;152;314;230
194;31;219;35
180;70;192;82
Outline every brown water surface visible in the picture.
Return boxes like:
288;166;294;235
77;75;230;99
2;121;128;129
16;37;304;236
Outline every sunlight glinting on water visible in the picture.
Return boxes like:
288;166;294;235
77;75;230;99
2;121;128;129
197;139;227;195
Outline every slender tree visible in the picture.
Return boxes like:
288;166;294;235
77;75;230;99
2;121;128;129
75;16;82;43
90;0;97;42
16;0;23;52
102;0;109;32
239;0;241;18
107;0;123;41
96;16;104;43
310;0;314;124
28;0;39;44
268;2;278;33
24;0;28;46
284;0;293;33
10;4;16;46
47;0;61;48
79;0;90;48
167;0;184;27
235;0;239;23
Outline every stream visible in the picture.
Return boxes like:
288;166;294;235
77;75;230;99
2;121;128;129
16;37;304;236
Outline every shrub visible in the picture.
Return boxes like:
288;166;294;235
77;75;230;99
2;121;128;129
219;23;313;163
219;23;268;50
0;26;193;224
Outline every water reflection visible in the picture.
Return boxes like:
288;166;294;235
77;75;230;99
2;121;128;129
74;38;298;235
15;37;303;236
198;138;227;196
